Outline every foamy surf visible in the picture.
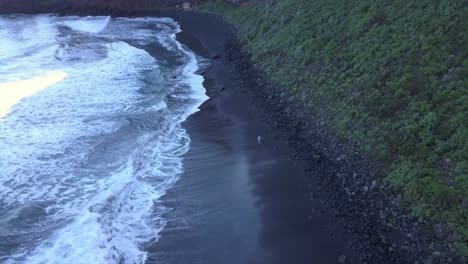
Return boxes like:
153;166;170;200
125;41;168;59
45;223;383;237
0;15;208;264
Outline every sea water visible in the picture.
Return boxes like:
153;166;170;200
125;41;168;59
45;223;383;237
0;15;207;263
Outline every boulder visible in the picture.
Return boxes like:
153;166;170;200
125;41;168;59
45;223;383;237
433;223;449;239
461;197;468;209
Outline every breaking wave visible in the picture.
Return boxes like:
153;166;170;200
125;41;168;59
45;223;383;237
0;15;207;264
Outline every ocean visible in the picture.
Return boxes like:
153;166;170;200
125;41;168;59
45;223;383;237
0;15;207;263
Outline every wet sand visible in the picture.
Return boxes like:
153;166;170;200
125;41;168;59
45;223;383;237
145;12;355;264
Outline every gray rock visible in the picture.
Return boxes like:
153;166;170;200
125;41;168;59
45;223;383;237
423;258;433;264
338;254;346;263
265;0;275;7
433;223;449;239
461;197;468;209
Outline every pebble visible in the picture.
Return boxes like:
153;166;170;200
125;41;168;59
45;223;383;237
433;223;449;239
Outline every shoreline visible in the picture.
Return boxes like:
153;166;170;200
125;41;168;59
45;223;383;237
0;7;461;263
162;11;460;264
147;12;357;263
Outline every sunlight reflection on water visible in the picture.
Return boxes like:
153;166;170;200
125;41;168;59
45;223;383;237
0;71;67;118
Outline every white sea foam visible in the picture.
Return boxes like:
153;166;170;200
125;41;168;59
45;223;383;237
0;15;58;81
0;15;207;264
62;16;110;34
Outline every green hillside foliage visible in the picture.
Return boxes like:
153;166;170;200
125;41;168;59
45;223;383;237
201;0;468;252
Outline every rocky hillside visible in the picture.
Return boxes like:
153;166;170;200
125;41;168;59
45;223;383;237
201;0;468;258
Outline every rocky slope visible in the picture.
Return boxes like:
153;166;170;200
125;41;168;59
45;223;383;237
201;0;468;261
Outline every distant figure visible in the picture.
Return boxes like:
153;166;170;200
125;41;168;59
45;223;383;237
183;3;190;11
257;136;262;144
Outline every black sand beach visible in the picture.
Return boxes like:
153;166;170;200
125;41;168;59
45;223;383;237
144;13;356;264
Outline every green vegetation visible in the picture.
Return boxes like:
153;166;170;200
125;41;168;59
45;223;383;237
201;0;468;252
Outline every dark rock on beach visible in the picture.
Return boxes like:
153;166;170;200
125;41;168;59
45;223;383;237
461;198;468;209
433;224;449;240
